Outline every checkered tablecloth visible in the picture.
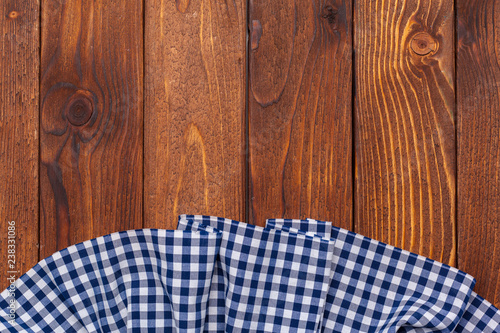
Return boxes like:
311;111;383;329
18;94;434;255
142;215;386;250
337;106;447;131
266;218;500;333
177;215;335;332
455;292;500;332
0;215;499;332
0;229;222;332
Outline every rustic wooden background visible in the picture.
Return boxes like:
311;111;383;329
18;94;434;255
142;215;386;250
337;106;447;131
1;0;499;307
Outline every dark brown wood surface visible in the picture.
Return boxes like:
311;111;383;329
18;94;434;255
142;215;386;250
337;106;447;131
457;0;500;307
39;0;143;257
354;0;456;265
0;0;40;292
248;0;353;228
144;0;247;229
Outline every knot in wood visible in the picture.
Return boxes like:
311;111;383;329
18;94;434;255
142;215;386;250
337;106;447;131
411;32;436;56
66;91;93;126
8;11;19;19
321;6;338;25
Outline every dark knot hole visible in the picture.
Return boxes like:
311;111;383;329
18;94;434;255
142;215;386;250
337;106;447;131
66;95;93;126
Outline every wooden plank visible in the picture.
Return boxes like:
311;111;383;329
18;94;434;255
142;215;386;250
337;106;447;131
457;0;500;307
248;0;353;228
0;0;39;291
144;0;247;228
40;0;143;257
354;0;456;265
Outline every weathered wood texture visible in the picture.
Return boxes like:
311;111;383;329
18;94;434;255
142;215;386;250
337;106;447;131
144;0;247;229
457;0;500;307
248;0;353;228
39;0;143;257
0;0;39;292
354;0;456;265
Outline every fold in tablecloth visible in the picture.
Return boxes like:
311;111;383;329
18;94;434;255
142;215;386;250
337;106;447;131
455;292;500;333
177;215;335;333
0;229;222;332
266;218;500;333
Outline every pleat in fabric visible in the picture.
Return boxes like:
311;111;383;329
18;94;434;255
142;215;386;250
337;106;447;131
177;215;335;333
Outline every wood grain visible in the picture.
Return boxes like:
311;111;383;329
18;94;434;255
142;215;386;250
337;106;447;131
457;0;500;307
0;0;39;291
248;0;352;228
144;0;247;228
354;0;456;265
39;0;143;257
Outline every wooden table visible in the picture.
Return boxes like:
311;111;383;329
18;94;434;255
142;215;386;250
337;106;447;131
1;0;498;307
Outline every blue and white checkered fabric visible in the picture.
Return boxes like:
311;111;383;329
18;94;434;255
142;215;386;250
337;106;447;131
455;292;500;333
266;218;480;333
177;215;335;333
0;216;497;332
0;229;222;332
